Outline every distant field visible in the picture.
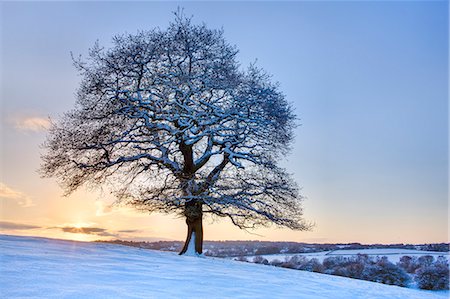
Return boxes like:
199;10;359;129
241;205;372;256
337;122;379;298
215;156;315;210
246;248;450;263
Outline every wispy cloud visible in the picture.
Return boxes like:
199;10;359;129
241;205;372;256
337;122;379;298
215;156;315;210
59;226;117;237
0;221;40;230
95;201;113;216
0;182;34;207
95;200;143;218
14;116;50;132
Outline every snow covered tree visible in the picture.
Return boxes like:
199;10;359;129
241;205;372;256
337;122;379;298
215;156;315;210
414;259;449;290
362;257;410;287
415;257;449;290
40;12;309;255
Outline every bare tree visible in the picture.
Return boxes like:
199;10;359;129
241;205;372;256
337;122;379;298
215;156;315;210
41;12;310;255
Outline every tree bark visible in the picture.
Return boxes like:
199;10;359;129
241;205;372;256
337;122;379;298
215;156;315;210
179;201;203;255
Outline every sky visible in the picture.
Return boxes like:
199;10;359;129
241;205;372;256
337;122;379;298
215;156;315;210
0;1;448;244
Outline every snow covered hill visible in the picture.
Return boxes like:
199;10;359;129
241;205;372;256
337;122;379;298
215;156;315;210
0;235;448;299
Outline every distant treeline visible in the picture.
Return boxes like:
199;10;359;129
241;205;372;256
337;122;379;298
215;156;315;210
96;240;449;257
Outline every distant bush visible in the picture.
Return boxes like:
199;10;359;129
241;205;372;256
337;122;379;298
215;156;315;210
252;256;269;265
279;261;296;269
225;248;449;291
323;256;348;273
235;256;248;262
417;255;434;267
396;255;449;290
421;243;450;252
255;254;411;288
414;257;449;290
362;257;410;287
299;258;324;273
397;256;419;274
323;255;369;278
270;259;283;267
255;245;282;255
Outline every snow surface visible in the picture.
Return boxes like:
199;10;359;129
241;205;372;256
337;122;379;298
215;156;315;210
0;235;448;299
255;248;449;263
184;232;198;256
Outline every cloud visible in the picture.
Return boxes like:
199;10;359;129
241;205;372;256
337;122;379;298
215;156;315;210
95;200;144;218
0;182;34;207
14;116;50;132
95;201;113;216
59;226;117;237
0;221;40;230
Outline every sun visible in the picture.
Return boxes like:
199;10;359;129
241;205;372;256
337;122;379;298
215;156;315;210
59;221;99;242
72;221;92;228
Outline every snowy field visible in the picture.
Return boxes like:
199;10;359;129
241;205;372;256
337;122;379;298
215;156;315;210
0;235;448;299
254;248;450;263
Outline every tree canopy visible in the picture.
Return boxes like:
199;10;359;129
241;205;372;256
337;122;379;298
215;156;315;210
41;13;309;250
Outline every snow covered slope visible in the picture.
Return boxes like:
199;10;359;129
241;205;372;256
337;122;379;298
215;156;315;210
0;235;447;299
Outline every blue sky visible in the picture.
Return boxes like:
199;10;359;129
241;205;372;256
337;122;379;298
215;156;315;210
0;1;448;243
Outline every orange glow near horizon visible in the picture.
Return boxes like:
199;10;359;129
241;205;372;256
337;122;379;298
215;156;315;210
0;179;448;245
1;187;448;245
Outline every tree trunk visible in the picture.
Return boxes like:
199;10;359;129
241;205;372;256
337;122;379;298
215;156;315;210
179;201;203;255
